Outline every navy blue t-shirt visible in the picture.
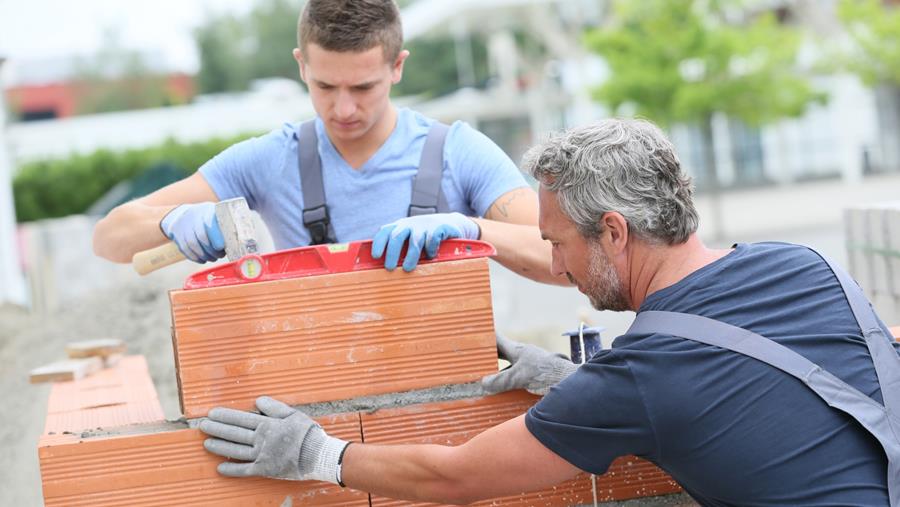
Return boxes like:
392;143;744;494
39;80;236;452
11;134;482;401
526;242;895;506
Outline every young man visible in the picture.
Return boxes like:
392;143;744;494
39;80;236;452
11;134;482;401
93;0;562;284
199;119;898;505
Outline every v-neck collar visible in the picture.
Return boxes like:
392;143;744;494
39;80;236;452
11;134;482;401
315;110;407;177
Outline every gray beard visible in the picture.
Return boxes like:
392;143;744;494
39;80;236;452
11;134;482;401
579;243;630;312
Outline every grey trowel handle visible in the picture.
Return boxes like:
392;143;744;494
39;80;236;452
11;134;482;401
132;242;186;275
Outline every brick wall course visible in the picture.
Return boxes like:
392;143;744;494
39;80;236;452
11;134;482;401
42;355;165;436
39;414;366;507
170;258;497;418
361;390;681;506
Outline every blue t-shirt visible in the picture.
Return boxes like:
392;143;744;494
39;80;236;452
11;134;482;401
199;108;528;249
526;242;895;506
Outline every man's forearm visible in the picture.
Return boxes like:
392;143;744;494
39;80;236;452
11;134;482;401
93;202;174;263
473;219;571;286
342;443;478;504
339;415;580;504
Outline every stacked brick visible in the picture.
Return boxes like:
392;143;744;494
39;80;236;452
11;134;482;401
844;203;900;325
38;249;682;506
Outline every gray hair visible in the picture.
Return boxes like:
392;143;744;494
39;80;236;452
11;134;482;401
523;118;699;244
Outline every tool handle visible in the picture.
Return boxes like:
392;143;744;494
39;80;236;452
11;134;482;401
132;242;186;275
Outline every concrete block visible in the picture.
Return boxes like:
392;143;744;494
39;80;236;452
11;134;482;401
170;257;497;418
65;338;126;359
865;207;891;297
30;357;103;384
844;207;872;296
361;390;681;506
885;208;900;298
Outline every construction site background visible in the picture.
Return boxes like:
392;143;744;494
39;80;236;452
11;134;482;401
3;0;900;505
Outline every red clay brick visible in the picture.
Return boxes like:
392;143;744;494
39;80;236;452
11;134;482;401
42;356;165;436
170;257;497;418
39;413;366;507
362;390;681;506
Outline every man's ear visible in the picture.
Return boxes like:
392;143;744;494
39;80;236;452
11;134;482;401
292;48;307;82
391;49;410;84
601;212;629;254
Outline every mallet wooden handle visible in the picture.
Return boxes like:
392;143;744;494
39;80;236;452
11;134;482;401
132;242;186;275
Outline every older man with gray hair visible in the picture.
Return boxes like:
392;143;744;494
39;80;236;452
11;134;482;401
199;119;899;506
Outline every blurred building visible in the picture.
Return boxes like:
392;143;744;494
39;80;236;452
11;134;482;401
2;0;899;184
3;55;195;121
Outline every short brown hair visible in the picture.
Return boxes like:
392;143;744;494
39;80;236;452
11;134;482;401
298;0;403;61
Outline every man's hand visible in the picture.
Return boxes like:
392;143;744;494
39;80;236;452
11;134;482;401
160;202;226;263
481;335;579;396
371;212;479;272
200;396;349;483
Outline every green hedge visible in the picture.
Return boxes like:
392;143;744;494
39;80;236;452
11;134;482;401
12;133;258;222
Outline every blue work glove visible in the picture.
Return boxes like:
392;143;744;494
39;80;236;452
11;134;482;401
200;396;350;483
371;212;479;272
160;202;226;263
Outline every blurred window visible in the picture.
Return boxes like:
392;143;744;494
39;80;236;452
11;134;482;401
477;116;533;165
728;118;766;186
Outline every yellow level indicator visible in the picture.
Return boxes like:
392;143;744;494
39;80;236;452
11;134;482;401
238;257;263;280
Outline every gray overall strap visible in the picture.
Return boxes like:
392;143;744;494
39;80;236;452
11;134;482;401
628;303;900;502
810;249;900;420
297;120;336;245
408;122;450;217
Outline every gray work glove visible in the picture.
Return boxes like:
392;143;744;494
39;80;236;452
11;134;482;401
481;334;579;396
200;396;349;483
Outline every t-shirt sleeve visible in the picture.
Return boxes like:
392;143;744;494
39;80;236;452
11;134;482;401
443;121;529;217
525;352;657;475
198;125;291;210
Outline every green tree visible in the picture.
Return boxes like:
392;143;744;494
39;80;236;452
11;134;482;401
194;13;254;93
247;0;303;81
838;0;900;86
194;0;304;94
393;35;490;98
585;0;824;237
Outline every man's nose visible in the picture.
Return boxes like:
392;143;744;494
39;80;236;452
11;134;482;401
334;91;356;119
550;249;566;277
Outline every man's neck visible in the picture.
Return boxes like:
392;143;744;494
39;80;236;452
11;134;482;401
328;106;398;170
625;235;732;310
